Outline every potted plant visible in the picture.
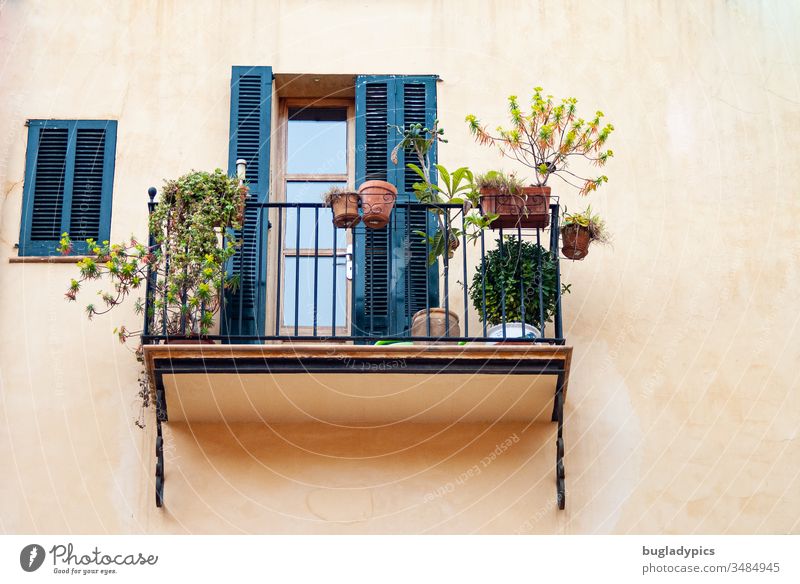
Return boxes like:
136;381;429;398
474;170;540;228
322;185;360;228
469;236;569;340
358;180;397;229
390;121;497;339
60;169;247;344
391;121;496;264
466;87;614;228
561;205;611;260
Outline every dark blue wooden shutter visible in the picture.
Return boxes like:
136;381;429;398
400;82;440;329
222;66;272;339
70;128;112;240
353;76;439;339
19;120;116;256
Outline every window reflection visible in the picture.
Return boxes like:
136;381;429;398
284;256;346;328
287;108;347;174
284;181;346;249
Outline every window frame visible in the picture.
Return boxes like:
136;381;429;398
18;119;117;256
269;98;355;336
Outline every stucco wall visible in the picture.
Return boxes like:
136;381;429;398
1;0;798;534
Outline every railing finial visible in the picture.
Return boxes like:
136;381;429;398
148;186;157;202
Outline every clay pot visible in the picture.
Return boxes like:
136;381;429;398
480;185;551;229
358;180;397;229
410;308;461;340
447;232;460;258
561;224;591;260
329;192;361;228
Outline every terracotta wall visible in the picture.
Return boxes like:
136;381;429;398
1;0;798;533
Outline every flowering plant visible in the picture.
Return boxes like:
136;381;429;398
61;169;247;342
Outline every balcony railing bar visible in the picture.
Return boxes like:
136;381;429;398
313;206;319;336
274;206;282;337
461;212;469;338
331;209;338;338
142;194;566;346
140;334;567;345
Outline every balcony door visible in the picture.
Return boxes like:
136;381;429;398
272;99;354;336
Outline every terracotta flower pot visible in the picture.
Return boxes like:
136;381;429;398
447;232;459;258
358;180;397;229
410;308;461;340
480;185;551;229
329;192;361;228
561;224;591;260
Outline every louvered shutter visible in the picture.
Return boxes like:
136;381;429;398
19;120;116;256
353;76;439;338
222;66;272;339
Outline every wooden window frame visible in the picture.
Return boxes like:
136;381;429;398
268;98;355;336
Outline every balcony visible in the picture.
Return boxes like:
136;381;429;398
141;197;571;510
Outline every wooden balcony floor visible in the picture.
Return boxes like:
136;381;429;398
143;343;572;425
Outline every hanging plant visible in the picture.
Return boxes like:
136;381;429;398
61;169;247;342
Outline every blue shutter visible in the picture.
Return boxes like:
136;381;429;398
222;66;272;339
19;120;116;256
353;76;439;338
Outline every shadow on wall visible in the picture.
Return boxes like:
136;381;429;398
156;421;565;534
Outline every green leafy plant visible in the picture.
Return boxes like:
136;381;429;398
469;236;569;328
390;121;496;264
562;205;611;244
466;87;614;196
61;168;247;342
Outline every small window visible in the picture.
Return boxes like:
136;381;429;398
18;120;117;256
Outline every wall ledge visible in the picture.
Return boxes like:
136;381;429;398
8;256;88;264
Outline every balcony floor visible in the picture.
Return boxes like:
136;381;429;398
143;343;572;425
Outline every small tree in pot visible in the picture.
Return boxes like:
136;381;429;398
390;121;497;340
469;236;569;339
391;121;495;264
466;87;614;228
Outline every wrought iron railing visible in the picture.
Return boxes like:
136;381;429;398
141;192;565;345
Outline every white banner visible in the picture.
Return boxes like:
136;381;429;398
1;535;797;583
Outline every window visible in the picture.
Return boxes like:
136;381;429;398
223;69;439;340
275;100;354;333
18;120;117;256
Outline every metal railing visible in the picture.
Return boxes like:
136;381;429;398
141;193;566;345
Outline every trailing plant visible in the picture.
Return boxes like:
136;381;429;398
390;121;496;264
469;236;569;328
562;205;611;244
60;169;246;426
60;169;247;341
466;87;614;195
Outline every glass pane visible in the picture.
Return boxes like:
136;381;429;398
287;107;347;174
285;181;346;249
284;255;346;328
